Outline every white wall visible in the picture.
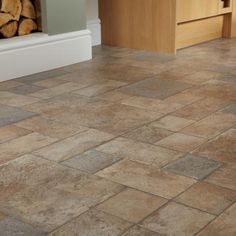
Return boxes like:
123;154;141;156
87;0;101;46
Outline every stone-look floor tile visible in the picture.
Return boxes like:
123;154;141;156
182;112;236;139
205;166;236;191
0;80;24;91
175;182;236;215
121;96;183;114
16;116;87;139
97;160;196;199
197;203;236;236
141;202;215;236
96;137;183;167
0;125;31;144
122;226;161;236
62;150;121;174
0;155;124;232
164;154;221;180
173;98;232;121
33;78;67;88
49;209;132;236
96;90;133;102
0;132;57;165
0;91;40;107
0;216;46;236
119;78;192;99
151;115;195;132
29;82;87;99
97;188;167;223
122;125;173;144
0;105;36;127
9;84;44;95
73;80;127;97
194;129;236;167
156;133;205;152
34;129;114;162
222;103;236;115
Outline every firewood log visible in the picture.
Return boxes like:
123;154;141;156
0;0;22;20
21;0;36;19
0;12;13;27
18;18;37;36
0;21;18;38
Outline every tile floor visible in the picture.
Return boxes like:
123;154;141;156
0;39;236;236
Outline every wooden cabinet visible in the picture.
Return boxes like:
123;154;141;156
99;0;236;53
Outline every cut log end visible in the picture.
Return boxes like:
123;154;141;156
0;12;14;27
1;0;22;20
18;18;37;36
0;21;18;38
21;0;36;19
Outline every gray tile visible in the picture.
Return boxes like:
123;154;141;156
9;84;44;95
222;104;236;115
122;225;161;236
0;105;36;127
164;154;221;180
62;150;121;173
0;217;46;236
120;78;192;99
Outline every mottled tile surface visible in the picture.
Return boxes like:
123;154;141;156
122;226;161;236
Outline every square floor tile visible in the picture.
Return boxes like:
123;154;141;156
97;188;167;223
140;202;214;236
62;150;121;174
197;203;236;236
122;226;161;236
48;209;132;236
9;84;44;95
97;160;196;199
156;133;205;152
175;182;236;215
164;154;221;180
0;105;36;127
151;115;195;131
205;166;236;191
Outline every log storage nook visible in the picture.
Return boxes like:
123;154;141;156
0;0;41;38
99;0;236;53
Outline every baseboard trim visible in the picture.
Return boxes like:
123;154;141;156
87;19;101;46
0;30;92;82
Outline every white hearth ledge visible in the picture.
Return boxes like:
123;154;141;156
0;30;92;82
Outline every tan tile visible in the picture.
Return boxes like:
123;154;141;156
97;160;196;199
0;125;31;144
0;132;57;165
176;182;236;215
122;226;161;236
96;137;183;167
0;91;40;107
151;115;195;132
16;116;87;139
0;80;23;91
205;166;236;191
0;212;6;220
34;129;114;162
96;90;133;102
97;188;167;223
49;209;132;236
141;202;214;236
197;203;236;236
33;78;67;88
156;133;205;152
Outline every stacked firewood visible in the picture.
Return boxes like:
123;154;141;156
0;0;41;38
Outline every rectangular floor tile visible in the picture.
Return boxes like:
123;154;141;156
122;226;161;236
96;160;196;199
140;202;214;236
97;188;167;223
9;84;44;95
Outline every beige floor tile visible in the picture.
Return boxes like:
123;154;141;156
122;226;161;236
34;129;114;162
176;182;236;215
0;132;57;165
151;115;195;132
97;188;167;223
0;80;23;91
16;116;87;139
0;91;40;107
96;137;183;167
141;202;214;236
197;203;236;236
33;78;67;88
97;160;196;199
49;209;132;236
205;166;236;191
96;90;133;102
156;133;206;152
0;125;31;144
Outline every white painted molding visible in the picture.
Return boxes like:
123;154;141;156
87;19;101;46
0;30;92;82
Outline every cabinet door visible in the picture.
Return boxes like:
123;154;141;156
177;0;219;23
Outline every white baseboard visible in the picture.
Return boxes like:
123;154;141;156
87;19;101;46
0;30;92;82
